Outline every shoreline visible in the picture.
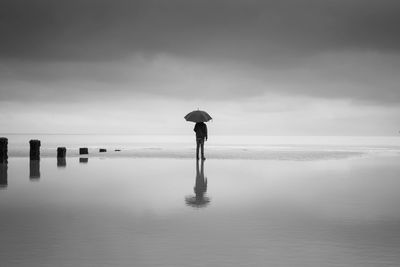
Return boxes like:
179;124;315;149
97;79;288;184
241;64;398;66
3;149;375;161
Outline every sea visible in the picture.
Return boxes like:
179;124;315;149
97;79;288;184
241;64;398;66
0;135;399;266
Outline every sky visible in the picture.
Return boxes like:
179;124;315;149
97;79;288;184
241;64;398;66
1;0;400;135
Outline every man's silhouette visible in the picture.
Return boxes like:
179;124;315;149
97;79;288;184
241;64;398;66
194;122;208;160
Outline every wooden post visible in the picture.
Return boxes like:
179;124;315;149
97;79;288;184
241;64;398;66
0;163;7;188
79;148;88;155
29;139;41;160
57;147;66;158
0;137;8;164
29;160;40;180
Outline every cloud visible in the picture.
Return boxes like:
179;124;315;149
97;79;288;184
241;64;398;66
1;51;399;104
1;94;399;135
0;0;399;106
1;0;399;62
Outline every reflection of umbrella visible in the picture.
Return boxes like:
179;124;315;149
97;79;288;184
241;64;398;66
184;110;212;123
185;195;211;208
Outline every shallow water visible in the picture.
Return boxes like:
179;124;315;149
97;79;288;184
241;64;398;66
1;155;400;267
4;134;400;160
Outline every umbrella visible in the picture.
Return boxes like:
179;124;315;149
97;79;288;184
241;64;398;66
184;110;212;123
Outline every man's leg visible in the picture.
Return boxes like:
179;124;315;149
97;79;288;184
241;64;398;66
201;140;205;159
196;140;200;159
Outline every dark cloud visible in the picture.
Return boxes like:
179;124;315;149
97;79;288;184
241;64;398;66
1;51;399;104
1;0;400;104
1;0;399;62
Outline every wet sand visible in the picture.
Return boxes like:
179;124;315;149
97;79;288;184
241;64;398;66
1;155;400;267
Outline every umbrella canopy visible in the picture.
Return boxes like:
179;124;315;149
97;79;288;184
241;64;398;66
184;110;212;123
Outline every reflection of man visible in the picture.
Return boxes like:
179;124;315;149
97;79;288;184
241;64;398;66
194;122;208;160
185;159;210;208
194;159;207;200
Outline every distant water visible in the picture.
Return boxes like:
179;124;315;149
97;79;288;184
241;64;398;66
3;134;400;160
1;155;400;266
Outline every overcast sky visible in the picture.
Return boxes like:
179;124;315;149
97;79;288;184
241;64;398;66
1;0;399;135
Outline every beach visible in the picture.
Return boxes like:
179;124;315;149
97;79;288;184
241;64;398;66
1;135;400;266
2;0;400;265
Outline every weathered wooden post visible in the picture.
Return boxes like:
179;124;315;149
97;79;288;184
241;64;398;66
57;147;66;158
29;139;41;160
79;148;88;155
0;163;7;188
1;138;9;187
29;160;40;180
0;137;8;164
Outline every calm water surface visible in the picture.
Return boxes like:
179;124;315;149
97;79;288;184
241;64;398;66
1;156;400;266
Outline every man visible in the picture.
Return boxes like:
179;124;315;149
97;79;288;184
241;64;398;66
194;122;208;160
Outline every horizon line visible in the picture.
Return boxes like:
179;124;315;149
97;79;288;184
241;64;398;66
0;133;399;137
